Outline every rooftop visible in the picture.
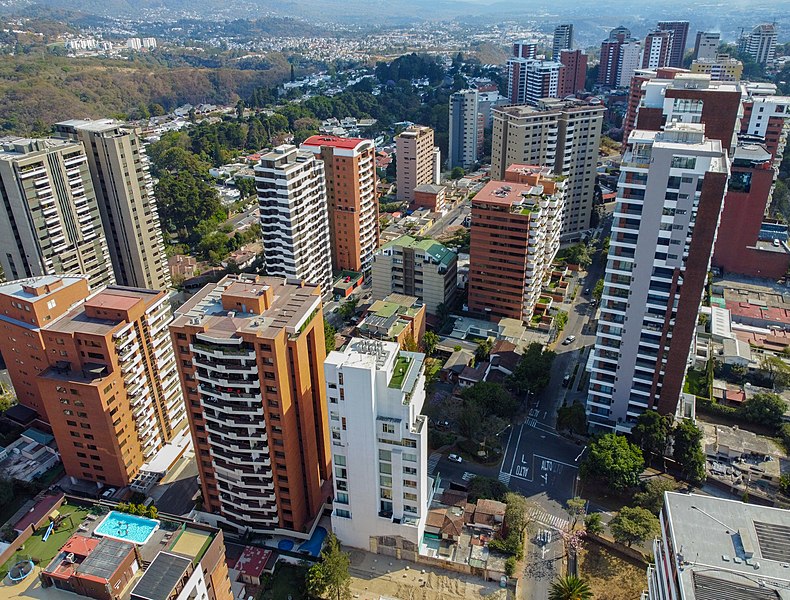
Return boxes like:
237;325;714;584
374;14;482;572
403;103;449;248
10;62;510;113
130;551;191;600
172;274;322;340
380;235;456;268
300;134;368;150
662;492;790;600
0;275;87;303
475;180;552;210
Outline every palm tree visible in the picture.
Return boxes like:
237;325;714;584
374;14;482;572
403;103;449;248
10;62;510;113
549;574;593;600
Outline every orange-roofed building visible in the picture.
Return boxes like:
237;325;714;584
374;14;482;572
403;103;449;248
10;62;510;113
468;166;566;321
41;535;139;600
300;135;379;278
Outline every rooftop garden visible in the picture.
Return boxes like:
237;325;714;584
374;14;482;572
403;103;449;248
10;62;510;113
389;355;413;389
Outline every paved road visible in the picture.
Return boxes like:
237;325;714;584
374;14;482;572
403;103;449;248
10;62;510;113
424;201;470;238
521;534;565;600
154;457;200;516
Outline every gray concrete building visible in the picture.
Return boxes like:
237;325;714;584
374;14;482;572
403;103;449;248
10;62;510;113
491;99;605;234
371;235;457;315
0;137;114;289
56;119;170;290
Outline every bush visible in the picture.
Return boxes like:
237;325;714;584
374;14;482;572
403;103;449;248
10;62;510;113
505;556;517;577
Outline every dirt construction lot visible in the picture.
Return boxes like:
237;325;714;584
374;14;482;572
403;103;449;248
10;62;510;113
347;549;509;600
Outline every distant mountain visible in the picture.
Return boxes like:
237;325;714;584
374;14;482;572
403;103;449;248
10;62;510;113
3;0;790;33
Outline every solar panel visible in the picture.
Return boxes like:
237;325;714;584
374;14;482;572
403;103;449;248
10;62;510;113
753;521;790;562
693;573;779;600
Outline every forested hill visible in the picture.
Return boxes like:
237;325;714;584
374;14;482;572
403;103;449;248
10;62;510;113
0;53;291;134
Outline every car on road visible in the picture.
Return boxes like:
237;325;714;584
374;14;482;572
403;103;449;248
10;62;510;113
562;374;571;387
448;454;463;463
584;288;590;295
332;307;339;313
562;335;576;346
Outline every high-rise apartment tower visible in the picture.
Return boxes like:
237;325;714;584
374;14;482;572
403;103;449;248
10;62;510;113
300;135;379;278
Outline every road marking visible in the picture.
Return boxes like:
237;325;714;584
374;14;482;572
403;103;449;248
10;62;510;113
507;423;526;474
534;454;579;471
527;418;537;428
530;508;570;531
462;472;474;481
498;472;511;486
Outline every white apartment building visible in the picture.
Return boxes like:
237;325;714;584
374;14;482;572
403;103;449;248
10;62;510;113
643;492;790;600
0;137;115;289
693;31;720;60
255;145;332;295
449;89;479;169
491;100;605;234
618;41;643;87
587;123;729;432
739;23;777;67
325;338;430;551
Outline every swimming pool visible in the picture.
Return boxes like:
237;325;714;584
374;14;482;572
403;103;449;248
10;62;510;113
298;526;328;557
94;511;160;545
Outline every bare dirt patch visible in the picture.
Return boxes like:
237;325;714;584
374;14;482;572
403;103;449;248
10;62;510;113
578;543;646;600
347;549;507;600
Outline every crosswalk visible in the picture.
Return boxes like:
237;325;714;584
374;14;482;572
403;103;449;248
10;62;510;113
462;471;475;482
498;471;511;486
529;508;570;531
427;452;441;474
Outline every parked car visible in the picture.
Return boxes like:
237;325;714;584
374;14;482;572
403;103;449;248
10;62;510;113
562;335;576;346
101;488;116;499
448;454;463;463
562;374;571;387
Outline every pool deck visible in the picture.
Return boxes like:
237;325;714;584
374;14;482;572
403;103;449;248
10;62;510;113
76;511;176;564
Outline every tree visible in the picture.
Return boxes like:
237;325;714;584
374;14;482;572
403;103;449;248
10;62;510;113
563;244;592;268
759;356;790;388
780;473;790;495
634;478;677;514
504;556;517;577
422;331;439;356
565;496;586;528
581;433;644;491
508;342;556;397
672;420;706;484
468;476;508;502
609;506;660;547
338;297;358;321
474;338;493;364
556;402;587;435
450;166;465;179
631;411;672;462
402;333;419;352
555;310;568;331
584;513;603;536
461;381;518;420
592;278;604;302
739;392;787;426
549;575;593;600
324;319;337;354
0;479;13;506
306;533;352;600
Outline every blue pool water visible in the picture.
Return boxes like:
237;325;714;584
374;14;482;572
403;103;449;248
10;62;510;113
94;511;160;545
278;539;294;551
298;526;328;557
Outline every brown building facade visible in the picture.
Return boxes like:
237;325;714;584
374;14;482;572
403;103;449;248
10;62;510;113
0;276;91;420
169;274;331;535
35;284;186;488
301;136;379;278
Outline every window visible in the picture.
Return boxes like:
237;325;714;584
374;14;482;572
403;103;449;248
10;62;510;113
381;423;395;434
336;492;349;504
379;462;392;474
403;453;417;462
379;475;392;487
336;509;351;519
334;454;346;467
671;156;697;170
403;492;417;501
403;479;417;488
404;504;418;514
335;467;347;479
403;466;417;475
379;449;391;461
337;480;348;491
380;488;392;499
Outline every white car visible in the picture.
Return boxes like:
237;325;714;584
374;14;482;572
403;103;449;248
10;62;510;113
562;335;576;345
101;488;116;499
448;454;463;463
